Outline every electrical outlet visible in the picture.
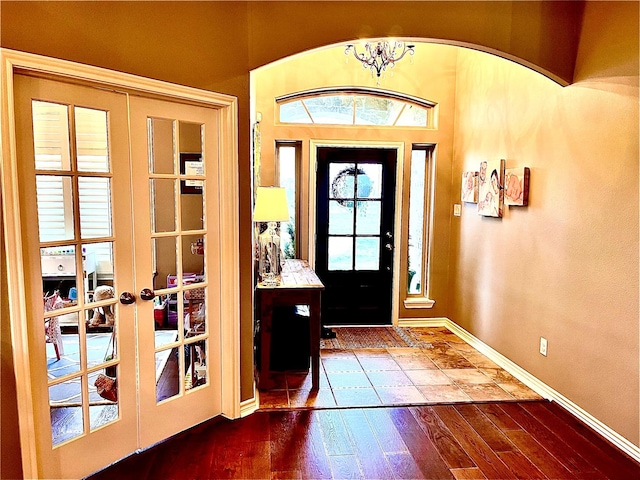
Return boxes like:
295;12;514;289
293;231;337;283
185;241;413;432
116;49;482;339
539;337;548;356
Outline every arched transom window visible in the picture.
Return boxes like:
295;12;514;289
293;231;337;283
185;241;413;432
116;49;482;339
277;88;435;127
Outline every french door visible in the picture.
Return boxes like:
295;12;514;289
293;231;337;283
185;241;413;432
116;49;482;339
10;72;225;479
315;147;397;325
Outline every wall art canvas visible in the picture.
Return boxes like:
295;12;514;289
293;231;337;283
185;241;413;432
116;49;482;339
477;159;505;217
504;167;530;206
461;171;478;203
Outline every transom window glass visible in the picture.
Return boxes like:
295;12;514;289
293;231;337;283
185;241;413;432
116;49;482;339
278;88;433;127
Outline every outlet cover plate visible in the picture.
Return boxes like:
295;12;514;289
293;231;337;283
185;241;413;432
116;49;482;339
540;337;548;356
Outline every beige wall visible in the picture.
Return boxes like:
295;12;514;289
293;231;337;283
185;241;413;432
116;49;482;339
450;1;639;445
254;43;459;319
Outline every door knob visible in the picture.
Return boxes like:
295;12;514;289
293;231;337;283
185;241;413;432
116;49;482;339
385;243;393;251
119;292;136;304
140;288;155;301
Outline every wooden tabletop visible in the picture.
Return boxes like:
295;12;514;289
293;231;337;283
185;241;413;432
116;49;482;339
257;259;324;290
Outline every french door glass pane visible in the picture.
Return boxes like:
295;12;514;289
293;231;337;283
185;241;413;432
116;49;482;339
75;107;110;172
355;201;381;235
185;338;207;391
41;245;78;299
329;200;353;235
151;179;176;233
328;237;353;271
45;311;80;378
78;177;112;238
153;237;177;289
182;234;205;279
50;379;83;445
36;175;74;242
32;100;71;171
156;348;180;403
181;185;204;231
148;118;175;174
355;238;379;271
89;368;119;432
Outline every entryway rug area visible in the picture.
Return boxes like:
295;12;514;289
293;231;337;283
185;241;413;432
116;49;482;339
320;326;433;349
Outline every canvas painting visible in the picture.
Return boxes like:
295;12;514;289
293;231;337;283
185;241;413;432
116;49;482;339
504;167;530;206
477;159;505;217
461;171;478;203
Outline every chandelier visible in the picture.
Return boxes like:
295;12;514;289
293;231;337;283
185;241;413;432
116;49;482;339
345;40;415;80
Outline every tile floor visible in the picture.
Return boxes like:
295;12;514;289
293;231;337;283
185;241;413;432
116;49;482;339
258;327;542;410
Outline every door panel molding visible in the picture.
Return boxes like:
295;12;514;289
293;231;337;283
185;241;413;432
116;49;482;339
1;48;240;479
308;140;404;326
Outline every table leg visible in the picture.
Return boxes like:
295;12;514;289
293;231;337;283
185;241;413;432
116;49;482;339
310;293;321;390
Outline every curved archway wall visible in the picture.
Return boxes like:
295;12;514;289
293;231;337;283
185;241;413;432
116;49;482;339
1;2;638;473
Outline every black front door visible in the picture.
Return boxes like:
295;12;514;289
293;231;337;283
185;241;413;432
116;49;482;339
315;147;397;325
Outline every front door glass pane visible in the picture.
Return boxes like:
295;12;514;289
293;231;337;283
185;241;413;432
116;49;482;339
329;201;353;235
357;164;382;199
355;238;379;271
45;311;80;378
328;237;353;271
355;201;381;235
329;163;355;199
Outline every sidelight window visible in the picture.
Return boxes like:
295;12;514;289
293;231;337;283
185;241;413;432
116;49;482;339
406;145;435;306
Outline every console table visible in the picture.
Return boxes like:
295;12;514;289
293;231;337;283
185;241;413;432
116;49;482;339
256;259;324;390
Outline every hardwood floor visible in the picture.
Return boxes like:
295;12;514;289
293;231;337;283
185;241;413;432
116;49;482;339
87;400;639;480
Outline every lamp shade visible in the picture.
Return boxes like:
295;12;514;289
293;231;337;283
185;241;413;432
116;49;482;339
253;187;290;222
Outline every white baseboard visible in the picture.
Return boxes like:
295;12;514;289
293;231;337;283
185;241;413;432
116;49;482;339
239;393;260;418
400;317;640;463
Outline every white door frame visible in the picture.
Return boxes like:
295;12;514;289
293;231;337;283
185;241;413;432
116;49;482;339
308;139;404;326
0;48;240;478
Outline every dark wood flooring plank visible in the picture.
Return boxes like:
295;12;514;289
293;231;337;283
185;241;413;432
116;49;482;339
388;407;455;479
478;403;523;431
240;440;271;480
505;430;575;479
270;470;302;479
364;408;408;454
270;411;304;473
451;467;488;479
540;401;640;480
317;409;353;456
497;451;549;480
410;405;476;469
329;455;364;480
455;404;516;453
432;405;517;480
520;402;617;479
341;409;394;479
500;402;602;477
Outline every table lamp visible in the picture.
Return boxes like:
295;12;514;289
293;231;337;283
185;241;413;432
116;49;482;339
253;187;290;286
